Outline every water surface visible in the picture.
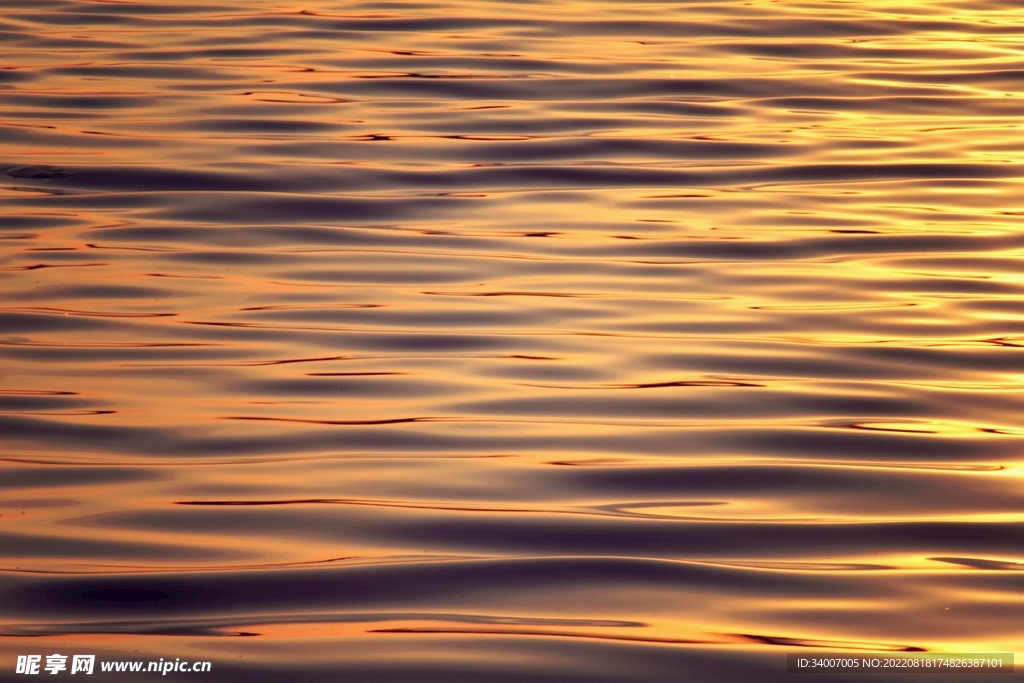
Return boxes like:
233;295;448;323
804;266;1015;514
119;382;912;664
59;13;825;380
3;0;1024;679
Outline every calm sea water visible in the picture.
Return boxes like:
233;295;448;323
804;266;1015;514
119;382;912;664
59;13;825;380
3;0;1024;680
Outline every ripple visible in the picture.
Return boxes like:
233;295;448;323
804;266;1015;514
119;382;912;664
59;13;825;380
3;165;77;179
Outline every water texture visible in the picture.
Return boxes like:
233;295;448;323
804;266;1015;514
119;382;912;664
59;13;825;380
2;0;1024;679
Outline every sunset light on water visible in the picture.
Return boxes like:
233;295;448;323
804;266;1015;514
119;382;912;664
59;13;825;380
2;0;1024;680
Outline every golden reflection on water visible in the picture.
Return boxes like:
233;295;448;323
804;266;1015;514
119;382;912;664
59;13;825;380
3;0;1024;679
